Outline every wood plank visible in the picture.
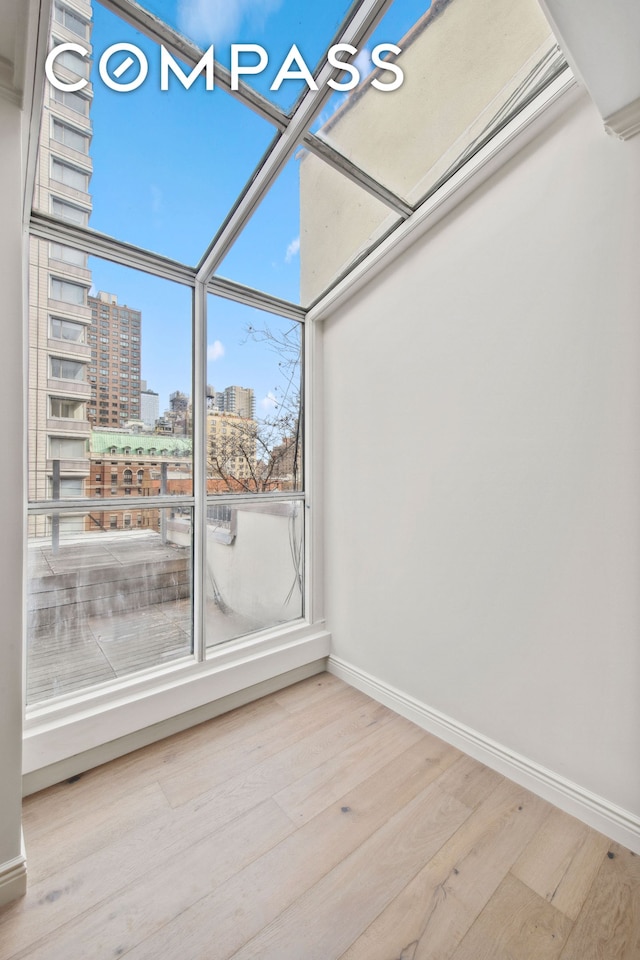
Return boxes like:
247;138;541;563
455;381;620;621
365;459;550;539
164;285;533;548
434;753;505;810
558;842;640;960
338;778;550;960
0;799;295;960
22;677;344;831
450;873;573;960
272;671;348;712
21;690;295;836
23;781;171;885
157;693;392;808
511;806;611;919
113;736;460;960
272;714;450;825
231;782;472;960
5;676;632;960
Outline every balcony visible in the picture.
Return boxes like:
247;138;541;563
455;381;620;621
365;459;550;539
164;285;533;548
26;501;303;705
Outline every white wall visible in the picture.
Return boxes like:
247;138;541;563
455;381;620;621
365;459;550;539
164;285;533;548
322;93;640;832
0;92;26;903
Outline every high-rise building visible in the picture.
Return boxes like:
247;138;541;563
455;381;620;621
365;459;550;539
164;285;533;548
210;385;255;419
87;291;142;429
140;383;160;429
169;391;189;414
207;411;257;487
28;0;94;508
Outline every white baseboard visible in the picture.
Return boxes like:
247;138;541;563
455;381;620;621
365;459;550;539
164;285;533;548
0;852;27;908
328;656;640;854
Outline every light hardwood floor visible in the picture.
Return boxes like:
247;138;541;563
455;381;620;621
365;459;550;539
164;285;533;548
1;673;639;959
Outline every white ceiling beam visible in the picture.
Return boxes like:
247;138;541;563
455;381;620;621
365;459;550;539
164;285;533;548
195;0;397;283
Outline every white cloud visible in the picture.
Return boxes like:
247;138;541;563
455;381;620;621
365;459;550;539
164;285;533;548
353;47;373;79
178;0;283;45
314;92;348;130
207;340;225;362
260;392;278;412
285;236;300;264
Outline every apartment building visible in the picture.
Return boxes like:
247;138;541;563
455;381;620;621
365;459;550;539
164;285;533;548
210;384;256;420
28;0;93;508
87;290;142;428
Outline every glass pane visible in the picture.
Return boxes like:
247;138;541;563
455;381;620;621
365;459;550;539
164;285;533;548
216;151;400;306
136;0;357;113
82;1;276;264
313;0;562;206
206;498;303;649
207;297;302;493
28;246;193;502
27;507;193;704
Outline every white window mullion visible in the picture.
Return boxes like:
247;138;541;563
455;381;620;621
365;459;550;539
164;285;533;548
192;280;207;662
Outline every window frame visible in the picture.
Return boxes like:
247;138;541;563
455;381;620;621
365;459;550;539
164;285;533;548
49;355;86;381
23;0;574;781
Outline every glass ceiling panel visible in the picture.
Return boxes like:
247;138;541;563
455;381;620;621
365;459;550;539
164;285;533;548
216;150;401;307
311;0;563;207
132;0;359;113
36;1;277;265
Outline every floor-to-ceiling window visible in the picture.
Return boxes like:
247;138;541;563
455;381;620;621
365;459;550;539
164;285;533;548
25;0;567;756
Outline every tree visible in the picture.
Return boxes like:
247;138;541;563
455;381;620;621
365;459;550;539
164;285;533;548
207;319;302;493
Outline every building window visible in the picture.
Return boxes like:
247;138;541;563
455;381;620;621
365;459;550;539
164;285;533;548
51;197;89;226
51;158;90;192
50;276;87;304
49;476;84;498
123;469;133;485
51;86;89;115
51;118;90;153
53;3;90;38
51;42;90;78
50;316;85;342
49;397;84;419
49;357;85;381
48;436;85;459
49;242;87;266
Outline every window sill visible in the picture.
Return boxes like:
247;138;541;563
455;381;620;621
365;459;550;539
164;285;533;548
23;619;331;786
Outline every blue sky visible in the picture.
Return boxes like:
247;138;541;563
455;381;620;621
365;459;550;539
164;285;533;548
86;0;430;413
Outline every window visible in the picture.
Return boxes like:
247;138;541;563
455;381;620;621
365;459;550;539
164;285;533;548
51;197;89;226
49;243;87;267
50;476;85;498
50;317;85;342
50;357;85;381
49;397;84;419
50;277;87;304
52;158;90;192
48;436;86;459
51;86;89;116
54;3;89;38
51;43;90;78
51;119;89;153
123;469;132;485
